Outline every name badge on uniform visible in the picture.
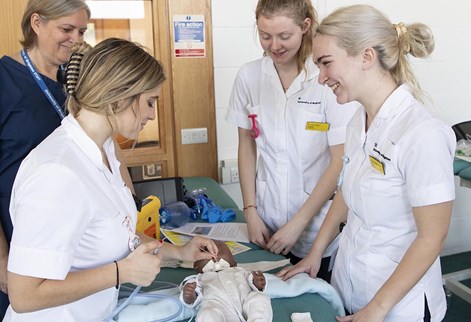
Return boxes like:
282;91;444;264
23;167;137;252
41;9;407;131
305;122;329;132
369;155;385;175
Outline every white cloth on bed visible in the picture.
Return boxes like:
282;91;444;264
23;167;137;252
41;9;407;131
264;273;345;317
291;312;313;322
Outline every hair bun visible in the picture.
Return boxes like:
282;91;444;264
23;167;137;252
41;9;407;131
393;22;411;54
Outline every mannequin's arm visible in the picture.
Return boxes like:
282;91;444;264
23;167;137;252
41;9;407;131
249;270;267;292
179;276;203;308
182;282;197;304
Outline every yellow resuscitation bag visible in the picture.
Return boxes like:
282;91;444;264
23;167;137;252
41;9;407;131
136;195;161;239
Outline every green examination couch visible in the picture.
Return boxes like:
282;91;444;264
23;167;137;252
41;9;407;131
452;121;471;183
454;158;471;186
153;177;340;322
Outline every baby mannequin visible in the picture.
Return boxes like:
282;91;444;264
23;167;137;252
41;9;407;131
180;240;273;322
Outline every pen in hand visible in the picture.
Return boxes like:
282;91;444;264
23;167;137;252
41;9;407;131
152;239;165;255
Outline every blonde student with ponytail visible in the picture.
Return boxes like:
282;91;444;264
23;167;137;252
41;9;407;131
5;39;218;322
278;5;455;322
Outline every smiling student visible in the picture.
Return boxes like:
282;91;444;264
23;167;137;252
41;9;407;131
226;0;357;282
278;5;455;322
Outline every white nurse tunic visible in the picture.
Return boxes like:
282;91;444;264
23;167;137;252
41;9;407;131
6;115;137;322
227;56;357;257
334;85;455;321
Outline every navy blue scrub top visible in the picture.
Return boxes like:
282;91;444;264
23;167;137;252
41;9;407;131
0;55;66;243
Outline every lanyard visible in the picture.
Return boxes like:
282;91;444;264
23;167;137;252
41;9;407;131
21;49;66;120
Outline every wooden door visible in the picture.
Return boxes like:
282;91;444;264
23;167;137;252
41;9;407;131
0;0;28;56
166;0;218;180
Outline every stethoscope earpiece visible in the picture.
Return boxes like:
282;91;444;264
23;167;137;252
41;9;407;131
248;114;260;139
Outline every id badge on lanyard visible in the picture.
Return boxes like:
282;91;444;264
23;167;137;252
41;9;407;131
21;49;65;119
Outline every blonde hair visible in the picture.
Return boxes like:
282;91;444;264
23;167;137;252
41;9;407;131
316;4;434;102
20;0;90;49
256;0;318;73
65;38;166;135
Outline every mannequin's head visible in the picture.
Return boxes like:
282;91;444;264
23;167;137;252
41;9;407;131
193;240;237;273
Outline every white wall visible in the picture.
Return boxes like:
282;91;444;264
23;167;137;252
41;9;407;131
211;0;471;255
212;0;262;161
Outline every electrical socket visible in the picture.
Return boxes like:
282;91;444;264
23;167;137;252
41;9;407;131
230;167;239;183
181;128;208;145
220;159;239;184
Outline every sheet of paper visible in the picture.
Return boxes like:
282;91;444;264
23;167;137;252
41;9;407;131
163;222;249;243
456;155;471;163
238;259;291;272
160;230;251;255
224;241;251;255
160;229;193;246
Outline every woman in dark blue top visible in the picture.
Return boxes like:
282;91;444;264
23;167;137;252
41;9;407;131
0;0;89;318
0;57;67;241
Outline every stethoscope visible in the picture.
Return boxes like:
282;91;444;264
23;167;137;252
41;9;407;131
104;241;184;322
248;114;260;139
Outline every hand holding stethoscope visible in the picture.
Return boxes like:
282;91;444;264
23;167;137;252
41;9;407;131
248;114;260;139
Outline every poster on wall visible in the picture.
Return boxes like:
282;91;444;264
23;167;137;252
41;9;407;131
173;15;206;58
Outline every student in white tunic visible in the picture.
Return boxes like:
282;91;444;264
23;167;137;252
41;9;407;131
5;38;218;322
278;5;455;322
226;0;357;281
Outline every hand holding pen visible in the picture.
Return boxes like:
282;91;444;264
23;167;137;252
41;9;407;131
119;239;162;287
150;236;218;262
152;239;165;255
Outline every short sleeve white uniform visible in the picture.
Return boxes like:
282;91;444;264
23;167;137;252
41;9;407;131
5;115;137;322
334;85;455;321
226;56;358;257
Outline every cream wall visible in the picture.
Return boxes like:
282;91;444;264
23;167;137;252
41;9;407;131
212;0;471;255
212;0;262;161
